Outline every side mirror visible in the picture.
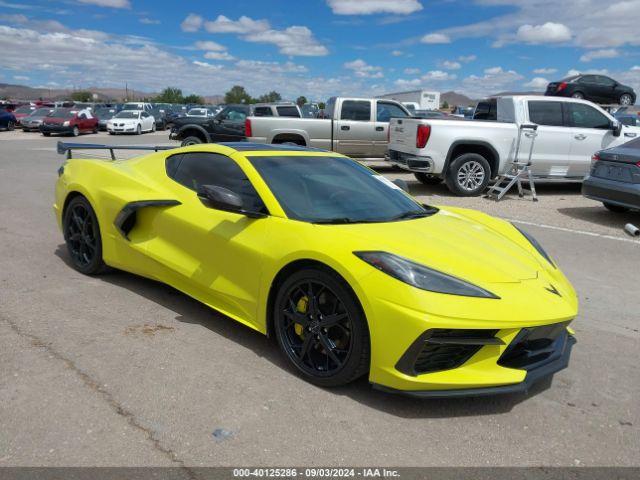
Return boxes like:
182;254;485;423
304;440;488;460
392;178;410;193
197;185;265;218
611;120;622;137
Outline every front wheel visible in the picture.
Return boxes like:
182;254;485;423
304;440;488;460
414;172;442;185
603;202;630;213
63;196;104;275
7;121;15;131
273;268;370;387
571;92;584;99
151;123;156;132
619;94;634;106
136;124;142;135
72;126;80;137
444;153;491;196
42;132;51;137
181;136;203;146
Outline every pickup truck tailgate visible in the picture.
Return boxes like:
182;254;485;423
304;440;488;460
389;118;417;149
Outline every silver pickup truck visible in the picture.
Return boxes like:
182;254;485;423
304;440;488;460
246;96;411;159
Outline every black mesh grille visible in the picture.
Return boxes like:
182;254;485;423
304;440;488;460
412;329;498;375
498;322;570;371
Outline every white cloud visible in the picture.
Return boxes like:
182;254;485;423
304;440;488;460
344;58;384;78
632;66;640;71
203;51;235;61
422;70;455;81
461;67;523;98
78;0;130;8
533;67;557;74
421;33;450;44
441;60;461;70
580;48;620;62
181;14;203;32
193;40;226;52
394;78;421;88
139;18;160;25
391;50;404;56
458;55;476;63
523;77;549;90
204;15;270;34
13;75;29;81
516;22;572;44
403;67;420;74
327;0;423;15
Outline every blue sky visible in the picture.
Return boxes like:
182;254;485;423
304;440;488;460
1;0;638;100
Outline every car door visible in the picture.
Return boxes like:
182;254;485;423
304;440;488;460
215;106;248;141
373;101;410;158
141;151;269;327
593;76;618;104
524;100;571;177
334;100;374;158
575;75;599;102
77;112;90;132
141;111;152;131
566;102;620;178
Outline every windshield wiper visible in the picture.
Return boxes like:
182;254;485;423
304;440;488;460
389;209;435;221
312;217;361;224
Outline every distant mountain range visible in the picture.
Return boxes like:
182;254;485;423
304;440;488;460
0;83;536;107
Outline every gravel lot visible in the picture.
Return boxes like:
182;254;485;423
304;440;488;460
0;131;638;467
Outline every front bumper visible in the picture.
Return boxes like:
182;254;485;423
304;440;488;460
40;124;73;134
582;175;640;210
107;124;137;133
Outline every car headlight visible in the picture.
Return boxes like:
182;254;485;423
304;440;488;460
63;121;70;127
354;251;498;298
512;224;555;268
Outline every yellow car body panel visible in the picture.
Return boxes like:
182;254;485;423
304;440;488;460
54;144;578;394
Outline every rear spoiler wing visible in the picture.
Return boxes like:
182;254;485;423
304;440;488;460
57;141;176;160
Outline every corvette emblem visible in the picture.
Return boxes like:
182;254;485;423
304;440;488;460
545;284;561;297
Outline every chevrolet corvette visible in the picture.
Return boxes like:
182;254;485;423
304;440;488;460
54;141;578;397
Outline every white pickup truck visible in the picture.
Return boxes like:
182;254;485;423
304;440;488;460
388;95;640;196
246;96;411;159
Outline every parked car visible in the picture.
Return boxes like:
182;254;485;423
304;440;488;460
582;137;640;212
252;102;301;118
614;106;640;127
21;107;55;131
107;110;155;135
149;107;168;130
247;97;411;159
122;102;153;112
0;108;17;131
451;106;475;118
12;105;38;125
40;109;98;137
169;104;251;145
94;107;118;131
546;74;636;106
186;107;215;118
388;96;640;196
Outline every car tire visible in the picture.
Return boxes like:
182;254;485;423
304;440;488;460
136;124;142;135
92;126;98;134
108;131;115;135
444;153;491;196
42;132;51;137
7;121;15;131
63;195;105;275
181;136;202;146
619;94;634;106
571;92;585;99
273;267;370;388
414;172;443;185
603;202;630;213
151;123;156;132
72;126;80;137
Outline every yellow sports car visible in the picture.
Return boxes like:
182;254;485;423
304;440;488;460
54;141;578;397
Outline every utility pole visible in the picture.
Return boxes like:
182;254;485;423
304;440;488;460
125;82;129;101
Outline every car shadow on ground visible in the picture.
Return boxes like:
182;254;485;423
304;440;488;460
55;244;552;418
558;206;639;228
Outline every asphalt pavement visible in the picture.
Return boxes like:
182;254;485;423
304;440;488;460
0;130;638;467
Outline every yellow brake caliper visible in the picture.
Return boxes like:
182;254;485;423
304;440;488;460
294;296;308;338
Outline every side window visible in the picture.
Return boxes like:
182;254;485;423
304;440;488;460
325;97;336;118
568;103;611;129
596;76;615;87
376;101;408;122
79;113;86;119
276;106;300;117
528;101;564;126
340;100;371;121
473;100;497;120
168;152;266;212
253;107;273;117
578;75;595;85
222;107;248;122
142;112;149;118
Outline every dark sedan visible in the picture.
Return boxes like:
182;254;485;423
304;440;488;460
0;109;17;131
21;107;55;131
582;137;640;212
546;74;636;106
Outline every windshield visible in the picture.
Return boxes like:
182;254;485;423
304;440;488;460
32;108;52;116
48;109;75;118
94;108;115;119
15;106;34;114
248;155;434;223
115;111;139;119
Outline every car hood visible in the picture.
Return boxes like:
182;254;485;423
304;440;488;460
109;118;138;123
315;207;544;286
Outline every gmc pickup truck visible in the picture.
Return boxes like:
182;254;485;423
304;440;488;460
246;97;411;159
388;95;640;196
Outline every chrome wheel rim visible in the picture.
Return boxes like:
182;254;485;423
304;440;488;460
620;94;632;106
457;161;485;191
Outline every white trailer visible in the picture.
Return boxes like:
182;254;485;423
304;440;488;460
377;90;441;111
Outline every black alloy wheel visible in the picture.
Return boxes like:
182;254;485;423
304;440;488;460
274;269;370;387
7;121;15;131
63;196;104;275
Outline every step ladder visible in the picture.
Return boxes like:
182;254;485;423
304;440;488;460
485;123;539;202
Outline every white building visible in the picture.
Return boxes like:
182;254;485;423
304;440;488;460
377;90;441;111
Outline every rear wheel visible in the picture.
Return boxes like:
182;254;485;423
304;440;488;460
7;121;15;131
181;136;203;146
571;92;585;99
414;172;442;185
42;132;51;137
63;196;104;275
444;153;491;196
273;268;370;387
603;202;630;213
619;94;634;106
